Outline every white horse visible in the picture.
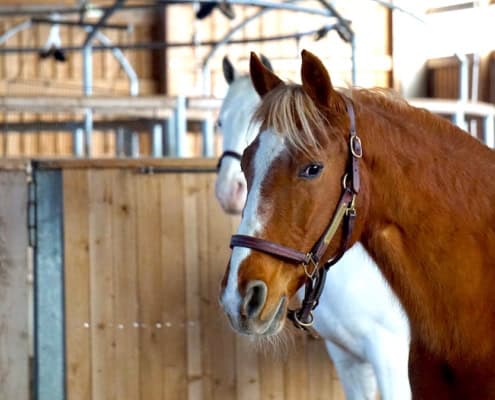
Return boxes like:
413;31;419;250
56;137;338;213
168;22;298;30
215;56;411;400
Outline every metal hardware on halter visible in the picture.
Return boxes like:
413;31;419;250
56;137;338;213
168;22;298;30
229;95;362;333
302;255;318;279
350;135;363;158
292;310;314;327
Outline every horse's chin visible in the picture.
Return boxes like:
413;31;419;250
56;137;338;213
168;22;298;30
228;296;287;337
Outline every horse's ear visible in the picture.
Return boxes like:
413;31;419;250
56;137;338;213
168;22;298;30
222;56;237;84
259;54;273;72
250;52;283;97
300;49;335;106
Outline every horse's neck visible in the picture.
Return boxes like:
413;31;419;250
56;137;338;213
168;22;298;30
356;96;495;361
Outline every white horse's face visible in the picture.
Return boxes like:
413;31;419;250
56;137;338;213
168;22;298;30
215;76;260;214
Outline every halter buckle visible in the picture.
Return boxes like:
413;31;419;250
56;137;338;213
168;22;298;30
350;135;363;158
345;194;357;217
302;253;318;279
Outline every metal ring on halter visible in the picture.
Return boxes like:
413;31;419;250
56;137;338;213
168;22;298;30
350;136;363;158
293;310;314;327
342;173;351;190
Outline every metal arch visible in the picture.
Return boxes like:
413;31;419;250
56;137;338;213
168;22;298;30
200;0;356;91
83;0;125;47
0;19;32;45
95;31;139;96
368;0;425;23
202;0;301;71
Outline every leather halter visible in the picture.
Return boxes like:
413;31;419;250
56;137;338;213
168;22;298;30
230;96;363;332
216;150;242;171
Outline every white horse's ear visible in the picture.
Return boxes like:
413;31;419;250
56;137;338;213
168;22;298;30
250;52;283;97
223;56;237;84
260;54;273;72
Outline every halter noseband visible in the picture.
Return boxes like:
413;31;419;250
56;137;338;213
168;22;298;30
216;150;243;171
229;96;362;333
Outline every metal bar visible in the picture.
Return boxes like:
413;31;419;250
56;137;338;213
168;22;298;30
202;0;299;71
368;0;425;23
0;0;331;17
116;127;125;156
83;0;125;48
0;30;343;54
130;131;140;158
73;128;84;157
95;31;139;96
31;17;129;30
0;19;32;45
458;54;469;102
83;44;93;157
484;115;495;148
164;115;176;157
201;118;214;157
151;123;163;157
175;96;186;157
34;168;65;400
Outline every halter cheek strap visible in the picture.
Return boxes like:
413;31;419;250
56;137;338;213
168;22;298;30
230;96;362;333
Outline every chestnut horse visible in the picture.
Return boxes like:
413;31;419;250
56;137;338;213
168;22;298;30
216;56;410;400
219;50;495;399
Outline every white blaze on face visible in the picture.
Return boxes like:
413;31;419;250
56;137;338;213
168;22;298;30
221;129;285;317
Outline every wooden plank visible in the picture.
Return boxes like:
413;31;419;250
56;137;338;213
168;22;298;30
111;169;140;400
160;173;187;400
88;169;116;400
258;354;285;400
0;170;29;400
63;169;91;400
135;173;164;400
204;174;236;400
36;157;218;170
284;335;309;400
182;174;204;400
236;336;261;400
306;338;345;400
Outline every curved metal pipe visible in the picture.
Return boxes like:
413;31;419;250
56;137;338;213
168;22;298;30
0;19;32;45
95;31;139;96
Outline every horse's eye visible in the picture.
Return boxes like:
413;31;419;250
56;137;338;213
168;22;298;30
299;163;324;179
216;119;222;129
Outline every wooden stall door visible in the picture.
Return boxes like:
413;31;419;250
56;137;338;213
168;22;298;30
60;160;344;400
0;167;29;400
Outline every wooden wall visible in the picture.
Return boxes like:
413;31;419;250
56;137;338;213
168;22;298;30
0;4;160;158
166;0;392;97
0;164;30;400
0;1;391;158
56;159;345;400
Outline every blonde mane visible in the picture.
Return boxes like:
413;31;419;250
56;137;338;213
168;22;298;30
252;84;329;158
252;83;415;158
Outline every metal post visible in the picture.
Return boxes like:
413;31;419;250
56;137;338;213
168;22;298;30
201;117;214;157
83;44;93;157
164;115;175;157
73;128;84;157
131;132;140;158
116;127;125;156
174;96;186;157
151;123;163;157
34;168;64;400
484;115;495;149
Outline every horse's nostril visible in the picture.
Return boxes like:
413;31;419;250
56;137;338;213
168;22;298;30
242;280;267;318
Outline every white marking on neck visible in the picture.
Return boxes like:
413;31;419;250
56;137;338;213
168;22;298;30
221;129;285;316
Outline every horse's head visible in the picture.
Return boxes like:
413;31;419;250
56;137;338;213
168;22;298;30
219;50;368;336
215;55;273;214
